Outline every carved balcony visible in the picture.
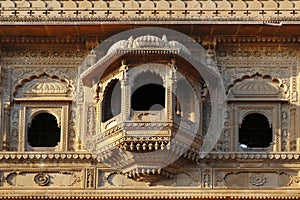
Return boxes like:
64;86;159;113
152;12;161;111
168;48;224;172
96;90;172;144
81;34;222;184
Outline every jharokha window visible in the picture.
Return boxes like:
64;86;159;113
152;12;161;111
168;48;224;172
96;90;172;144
131;84;165;111
131;72;165;111
102;79;121;122
239;113;272;148
28;113;61;147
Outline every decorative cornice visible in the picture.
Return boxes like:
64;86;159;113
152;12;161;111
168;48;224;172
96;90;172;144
2;16;300;25
2;36;300;47
0;152;96;161
203;152;300;161
1;0;300;24
0;152;299;162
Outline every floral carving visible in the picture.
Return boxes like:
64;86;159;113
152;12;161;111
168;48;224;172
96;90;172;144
249;173;266;186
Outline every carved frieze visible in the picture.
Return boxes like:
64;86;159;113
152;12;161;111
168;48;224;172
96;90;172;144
215;170;299;188
4;49;85;66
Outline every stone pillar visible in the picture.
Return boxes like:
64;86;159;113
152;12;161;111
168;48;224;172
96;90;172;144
120;59;130;121
166;58;177;121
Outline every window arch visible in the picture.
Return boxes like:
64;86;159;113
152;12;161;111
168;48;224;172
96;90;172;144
239;113;272;148
28;113;61;147
102;79;121;122
131;72;165;111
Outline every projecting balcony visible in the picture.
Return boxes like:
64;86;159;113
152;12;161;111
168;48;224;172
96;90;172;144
80;34;220;184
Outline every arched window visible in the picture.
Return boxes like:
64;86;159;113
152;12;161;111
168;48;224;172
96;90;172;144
131;72;165;111
239;113;272;148
102;79;121;122
28;113;60;147
175;79;195;121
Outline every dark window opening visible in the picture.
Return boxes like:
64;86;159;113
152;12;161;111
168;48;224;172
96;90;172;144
239;113;272;148
28;113;60;147
131;84;165;111
102;79;121;122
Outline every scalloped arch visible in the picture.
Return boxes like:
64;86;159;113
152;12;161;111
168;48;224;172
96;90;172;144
227;72;287;100
227;72;285;92
29;110;60;128
101;78;120;100
131;70;164;91
13;72;73;97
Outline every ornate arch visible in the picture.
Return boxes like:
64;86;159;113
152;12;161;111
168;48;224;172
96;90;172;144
227;72;287;99
101;78;121;100
131;69;164;91
238;110;273;128
13;72;73;98
29;109;61;128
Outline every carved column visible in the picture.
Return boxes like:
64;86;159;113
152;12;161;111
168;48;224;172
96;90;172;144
91;79;102;134
2;102;10;151
120;59;130;121
289;106;296;151
166;58;177;121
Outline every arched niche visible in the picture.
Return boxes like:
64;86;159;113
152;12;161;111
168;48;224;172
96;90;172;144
28;112;61;148
239;113;272;149
102;79;121;122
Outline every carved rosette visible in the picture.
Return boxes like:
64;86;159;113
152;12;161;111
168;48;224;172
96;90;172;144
249;173;267;186
34;173;50;186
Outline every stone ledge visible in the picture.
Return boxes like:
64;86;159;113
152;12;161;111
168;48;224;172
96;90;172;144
0;188;299;199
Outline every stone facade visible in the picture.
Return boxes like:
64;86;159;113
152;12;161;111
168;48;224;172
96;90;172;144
1;0;300;199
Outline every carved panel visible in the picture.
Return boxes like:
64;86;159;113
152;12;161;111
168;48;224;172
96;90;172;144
202;168;212;188
3;170;82;188
85;168;96;189
281;104;290;152
215;170;297;188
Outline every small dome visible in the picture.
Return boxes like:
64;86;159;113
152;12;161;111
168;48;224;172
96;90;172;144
133;35;168;48
107;39;129;54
